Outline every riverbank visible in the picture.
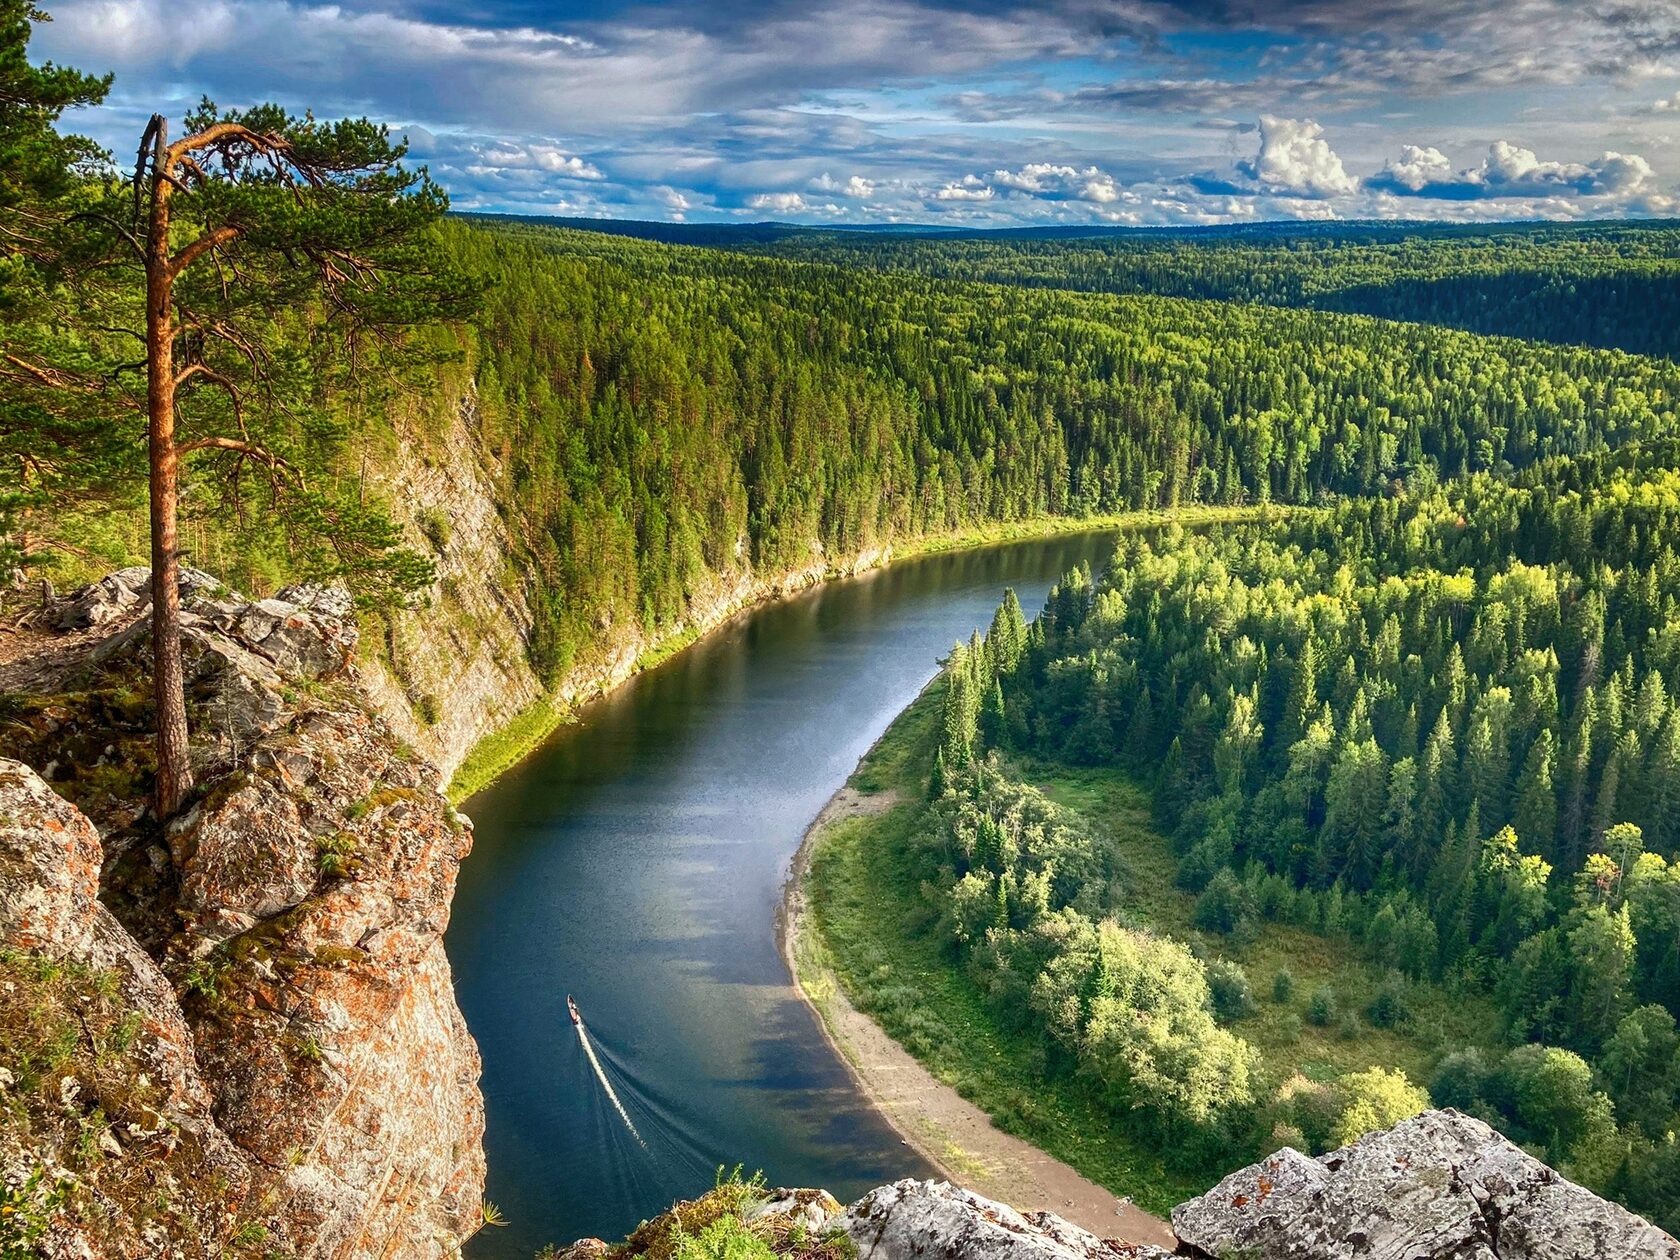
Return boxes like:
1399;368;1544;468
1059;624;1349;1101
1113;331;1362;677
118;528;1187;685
449;505;1288;802
779;717;1175;1249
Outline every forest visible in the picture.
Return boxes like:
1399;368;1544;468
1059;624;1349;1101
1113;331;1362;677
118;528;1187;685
738;222;1680;360
25;212;1680;701
903;439;1680;1230
8;18;1680;1230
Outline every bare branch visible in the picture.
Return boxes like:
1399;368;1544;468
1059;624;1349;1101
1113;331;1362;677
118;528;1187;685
1;354;121;394
132;114;162;227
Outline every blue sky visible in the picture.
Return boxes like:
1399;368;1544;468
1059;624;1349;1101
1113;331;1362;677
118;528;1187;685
34;0;1680;225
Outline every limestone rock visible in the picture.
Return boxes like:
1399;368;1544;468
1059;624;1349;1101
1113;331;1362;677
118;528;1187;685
0;758;103;957
275;580;355;622
1172;1108;1680;1260
54;565;227;630
6;570;484;1258
839;1180;1173;1260
166;705;485;1257
752;1188;844;1232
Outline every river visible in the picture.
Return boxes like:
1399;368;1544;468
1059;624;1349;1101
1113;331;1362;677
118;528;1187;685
447;531;1120;1257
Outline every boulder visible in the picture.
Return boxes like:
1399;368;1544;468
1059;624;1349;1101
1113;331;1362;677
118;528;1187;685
1172;1108;1680;1260
54;565;227;630
274;580;355;622
0;758;103;957
839;1180;1173;1260
162;704;484;1258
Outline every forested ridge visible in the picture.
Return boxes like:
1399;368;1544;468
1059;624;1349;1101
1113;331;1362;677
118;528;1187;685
36;215;1680;705
726;222;1680;360
437;221;1680;683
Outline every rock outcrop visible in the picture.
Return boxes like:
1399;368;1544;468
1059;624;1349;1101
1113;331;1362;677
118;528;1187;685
0;577;484;1258
840;1180;1171;1260
1171;1108;1680;1260
554;1113;1677;1260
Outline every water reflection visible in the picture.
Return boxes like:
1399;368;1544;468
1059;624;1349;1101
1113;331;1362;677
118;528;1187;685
449;533;1118;1256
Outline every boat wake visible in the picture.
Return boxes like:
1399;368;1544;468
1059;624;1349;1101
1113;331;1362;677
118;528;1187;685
572;996;644;1147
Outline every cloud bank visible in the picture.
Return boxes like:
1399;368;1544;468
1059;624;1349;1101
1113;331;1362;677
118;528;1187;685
31;0;1680;225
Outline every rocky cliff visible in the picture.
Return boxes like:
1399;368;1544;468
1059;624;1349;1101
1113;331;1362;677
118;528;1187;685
0;574;484;1258
556;1112;1679;1260
361;388;892;791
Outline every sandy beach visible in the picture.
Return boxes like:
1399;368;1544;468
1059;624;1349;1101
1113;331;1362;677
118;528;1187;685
778;781;1176;1251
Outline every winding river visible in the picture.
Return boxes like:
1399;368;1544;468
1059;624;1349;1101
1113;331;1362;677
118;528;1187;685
447;531;1119;1258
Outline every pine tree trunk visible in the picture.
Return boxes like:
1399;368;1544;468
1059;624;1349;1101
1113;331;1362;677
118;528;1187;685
144;116;193;819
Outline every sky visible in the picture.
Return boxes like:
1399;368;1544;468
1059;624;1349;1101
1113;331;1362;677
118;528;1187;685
32;0;1680;227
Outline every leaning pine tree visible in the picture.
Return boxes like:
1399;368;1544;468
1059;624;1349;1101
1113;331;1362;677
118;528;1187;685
96;101;476;816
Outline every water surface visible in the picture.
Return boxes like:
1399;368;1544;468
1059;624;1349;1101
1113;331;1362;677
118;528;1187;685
449;532;1118;1257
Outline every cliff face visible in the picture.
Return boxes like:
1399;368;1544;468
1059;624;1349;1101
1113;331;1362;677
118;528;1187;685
0;576;484;1258
364;389;895;789
357;391;544;784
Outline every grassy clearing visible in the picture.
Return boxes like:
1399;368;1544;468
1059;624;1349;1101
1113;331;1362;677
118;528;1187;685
1025;762;1503;1090
447;694;574;803
804;683;1502;1211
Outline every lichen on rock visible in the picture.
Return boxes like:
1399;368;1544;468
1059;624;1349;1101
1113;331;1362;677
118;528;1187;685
838;1180;1171;1260
0;573;485;1258
1170;1108;1680;1259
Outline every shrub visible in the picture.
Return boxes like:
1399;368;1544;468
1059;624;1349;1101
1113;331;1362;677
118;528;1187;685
1430;1047;1493;1113
1330;1067;1431;1148
1206;958;1256;1022
1194;868;1256;936
1307;986;1336;1026
419;508;451;552
673;1217;778;1260
1272;968;1295;1003
1364;973;1411;1029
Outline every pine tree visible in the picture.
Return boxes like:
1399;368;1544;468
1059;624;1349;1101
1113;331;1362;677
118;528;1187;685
988;588;1028;675
86;101;472;815
0;5;121;575
1283;635;1319;746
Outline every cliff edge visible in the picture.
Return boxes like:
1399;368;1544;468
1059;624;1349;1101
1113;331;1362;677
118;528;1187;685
0;572;484;1258
556;1111;1678;1260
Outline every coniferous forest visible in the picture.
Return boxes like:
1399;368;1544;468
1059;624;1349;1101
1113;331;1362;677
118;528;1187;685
7;6;1680;1241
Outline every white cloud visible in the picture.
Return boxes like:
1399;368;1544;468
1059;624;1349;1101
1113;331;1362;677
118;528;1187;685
1237;116;1358;198
471;142;603;179
1373;144;1454;192
747;191;809;212
929;175;994;202
809;172;875;197
1371;139;1662;200
978;163;1133;207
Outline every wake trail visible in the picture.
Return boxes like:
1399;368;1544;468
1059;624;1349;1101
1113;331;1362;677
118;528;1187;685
576;1016;645;1147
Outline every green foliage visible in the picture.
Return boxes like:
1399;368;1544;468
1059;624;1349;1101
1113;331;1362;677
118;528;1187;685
741;221;1680;359
0;6;123;575
1195;870;1255;937
1327;1067;1431;1149
1206;958;1257;1023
